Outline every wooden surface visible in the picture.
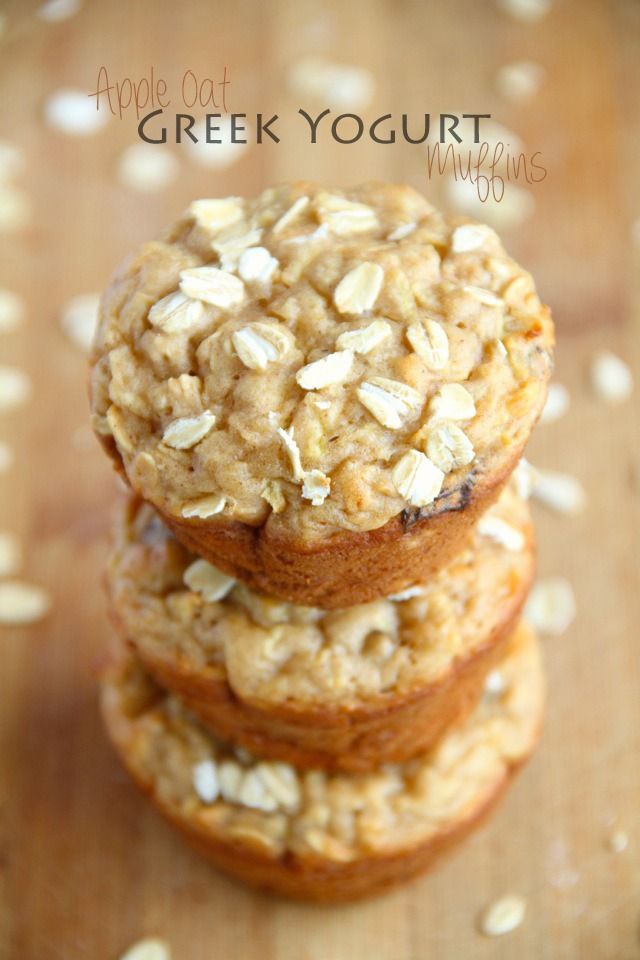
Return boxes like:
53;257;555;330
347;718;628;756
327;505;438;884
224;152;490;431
1;1;639;957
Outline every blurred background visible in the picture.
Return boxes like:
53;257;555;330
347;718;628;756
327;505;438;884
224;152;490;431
0;0;638;957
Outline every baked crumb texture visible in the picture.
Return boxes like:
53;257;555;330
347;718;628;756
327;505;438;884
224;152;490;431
101;621;543;902
93;184;550;900
106;485;534;771
90;183;553;606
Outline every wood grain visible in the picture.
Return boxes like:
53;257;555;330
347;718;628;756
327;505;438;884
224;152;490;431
0;1;638;957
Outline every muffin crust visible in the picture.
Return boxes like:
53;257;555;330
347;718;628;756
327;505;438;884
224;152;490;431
101;622;544;901
106;486;534;770
90;183;552;603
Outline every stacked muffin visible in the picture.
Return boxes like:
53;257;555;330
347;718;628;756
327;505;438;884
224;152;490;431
89;183;553;901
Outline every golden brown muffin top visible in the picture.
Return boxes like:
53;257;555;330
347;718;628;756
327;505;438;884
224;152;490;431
90;182;553;539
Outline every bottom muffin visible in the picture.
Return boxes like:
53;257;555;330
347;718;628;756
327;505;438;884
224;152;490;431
101;621;543;902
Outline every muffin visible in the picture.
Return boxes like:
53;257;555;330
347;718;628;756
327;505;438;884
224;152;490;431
90;183;553;607
101;621;543;902
106;485;534;772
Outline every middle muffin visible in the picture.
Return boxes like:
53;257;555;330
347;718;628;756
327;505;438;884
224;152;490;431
106;484;533;773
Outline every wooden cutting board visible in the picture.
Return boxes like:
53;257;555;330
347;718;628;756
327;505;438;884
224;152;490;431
0;1;638;957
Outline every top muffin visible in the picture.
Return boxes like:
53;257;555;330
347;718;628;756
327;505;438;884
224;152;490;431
90;182;552;542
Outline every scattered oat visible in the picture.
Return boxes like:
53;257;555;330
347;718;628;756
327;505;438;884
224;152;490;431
117;144;179;192
162;411;216;450
463;285;503;308
288;56;375;109
0;581;51;625
301;469;331;505
387;222;416;241
185;117;249;170
334;262;384;315
336;319;391;355
183;559;235;602
512;457;535;500
426;422;475;473
357;377;422;429
407;319;449;370
546;838;580;889
607;830;629;854
106;405;133;452
148;291;204;333
0;289;25;333
451;223;493;253
531;468;587;515
193;759;219;803
261;479;286;513
590;350;633;404
181;494;226;519
222;762;298;814
119;938;172;960
232;322;290;370
485;669;506;696
38;0;82;20
392;450;444;507
237;246;279;284
0;366;31;413
496;0;551;22
179;266;245;308
315;193;378;235
525;578;576;635
445;176;535;230
430;383;476;421
0;142;24;180
277;426;305;481
213;225;263;271
0;442;13;473
189;197;244;233
272;196;310;234
387;585;425;602
0;185;30;231
296;350;353;390
479;894;526;936
0;533;21;578
239;769;280;812
59;293;100;351
540;383;569;423
478;515;525;551
44;88;108;136
217;760;242;802
501;277;533;304
282;223;330;249
255;762;301;811
496;61;545;103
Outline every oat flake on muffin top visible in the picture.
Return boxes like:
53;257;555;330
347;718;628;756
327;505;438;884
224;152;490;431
90;182;553;539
